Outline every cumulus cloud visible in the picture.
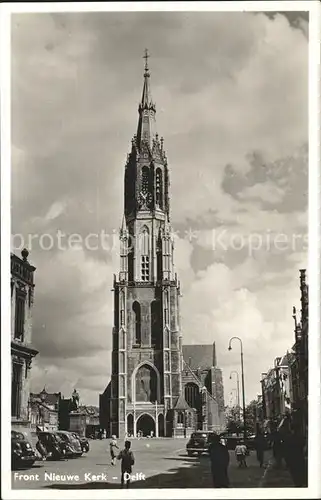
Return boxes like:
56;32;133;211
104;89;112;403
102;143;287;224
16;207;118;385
11;10;308;405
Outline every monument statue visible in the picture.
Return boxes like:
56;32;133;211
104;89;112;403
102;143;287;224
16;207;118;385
71;388;80;410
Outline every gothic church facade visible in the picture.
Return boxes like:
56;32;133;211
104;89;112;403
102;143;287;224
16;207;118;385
100;53;225;438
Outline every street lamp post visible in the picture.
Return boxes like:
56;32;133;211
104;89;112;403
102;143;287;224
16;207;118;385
229;370;240;421
228;337;247;440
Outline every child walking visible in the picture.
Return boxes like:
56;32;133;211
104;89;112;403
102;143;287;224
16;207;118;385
109;435;119;465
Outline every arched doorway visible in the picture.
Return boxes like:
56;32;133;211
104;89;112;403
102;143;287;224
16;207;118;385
127;414;134;437
158;414;165;437
136;414;155;437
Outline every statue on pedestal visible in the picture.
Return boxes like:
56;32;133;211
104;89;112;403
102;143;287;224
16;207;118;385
70;388;80;412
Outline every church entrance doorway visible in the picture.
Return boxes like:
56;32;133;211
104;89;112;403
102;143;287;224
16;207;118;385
136;414;155;437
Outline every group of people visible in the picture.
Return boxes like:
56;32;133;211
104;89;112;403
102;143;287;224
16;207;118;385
108;424;307;489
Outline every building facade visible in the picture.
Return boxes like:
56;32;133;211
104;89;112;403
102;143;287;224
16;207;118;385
100;54;224;438
289;269;308;441
260;269;308;438
11;249;38;430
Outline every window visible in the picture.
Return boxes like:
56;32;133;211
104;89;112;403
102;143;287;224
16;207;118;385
142;167;150;194
12;362;22;417
141;256;150;281
177;412;184;425
133;302;141;345
14;292;25;340
139;227;150;281
156;168;163;209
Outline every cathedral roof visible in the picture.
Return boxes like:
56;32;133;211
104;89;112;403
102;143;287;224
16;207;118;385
173;393;191;411
183;344;215;371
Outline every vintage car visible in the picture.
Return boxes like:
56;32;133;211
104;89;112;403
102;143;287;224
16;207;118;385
37;431;67;460
11;430;37;470
71;432;90;453
186;431;216;456
55;431;83;457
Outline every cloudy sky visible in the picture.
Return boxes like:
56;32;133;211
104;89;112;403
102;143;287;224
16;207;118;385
11;10;308;406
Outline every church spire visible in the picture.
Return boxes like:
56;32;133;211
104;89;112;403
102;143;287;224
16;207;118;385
136;49;156;149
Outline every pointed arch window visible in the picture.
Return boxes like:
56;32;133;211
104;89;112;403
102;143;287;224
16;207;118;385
142;167;150;194
156;168;163;209
133;301;141;345
139;227;150;281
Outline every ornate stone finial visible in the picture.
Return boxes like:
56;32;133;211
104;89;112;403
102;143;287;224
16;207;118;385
21;248;29;261
160;136;164;150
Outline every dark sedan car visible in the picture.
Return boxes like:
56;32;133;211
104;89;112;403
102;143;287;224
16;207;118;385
186;431;215;456
37;431;67;460
11;430;37;470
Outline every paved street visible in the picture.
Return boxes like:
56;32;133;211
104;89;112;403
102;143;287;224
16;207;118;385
12;438;290;490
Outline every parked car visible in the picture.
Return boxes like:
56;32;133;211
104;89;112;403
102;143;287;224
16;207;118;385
55;431;83;457
71;433;90;453
37;431;67;460
186;431;215;456
11;430;37;470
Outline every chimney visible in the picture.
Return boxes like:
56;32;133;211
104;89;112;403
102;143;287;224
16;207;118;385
212;342;217;367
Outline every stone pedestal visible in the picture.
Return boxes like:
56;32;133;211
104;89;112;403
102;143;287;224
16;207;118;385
69;412;87;437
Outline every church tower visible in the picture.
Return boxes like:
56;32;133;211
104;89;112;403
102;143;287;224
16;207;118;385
109;51;187;438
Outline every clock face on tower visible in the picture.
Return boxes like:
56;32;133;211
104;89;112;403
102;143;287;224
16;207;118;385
139;191;152;209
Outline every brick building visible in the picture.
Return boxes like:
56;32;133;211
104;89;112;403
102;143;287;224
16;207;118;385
11;249;38;431
100;53;225;438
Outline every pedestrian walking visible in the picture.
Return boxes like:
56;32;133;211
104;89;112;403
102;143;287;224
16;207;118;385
235;440;247;468
208;433;230;487
117;440;135;489
109;435;119;465
254;430;266;468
